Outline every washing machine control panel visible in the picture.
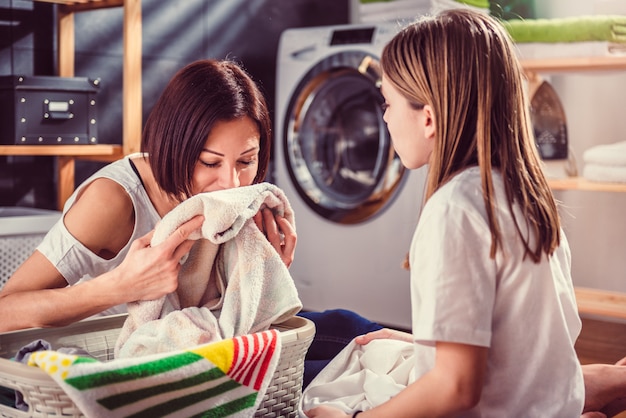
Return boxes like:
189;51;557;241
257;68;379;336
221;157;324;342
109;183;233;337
330;27;375;45
280;23;399;61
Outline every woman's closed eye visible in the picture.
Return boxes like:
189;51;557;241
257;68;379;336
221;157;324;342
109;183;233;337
200;160;220;168
200;159;257;168
238;158;257;167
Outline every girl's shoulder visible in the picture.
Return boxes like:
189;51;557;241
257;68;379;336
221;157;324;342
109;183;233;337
425;167;506;223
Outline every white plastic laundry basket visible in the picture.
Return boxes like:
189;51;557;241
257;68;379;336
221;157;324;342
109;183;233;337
0;314;315;418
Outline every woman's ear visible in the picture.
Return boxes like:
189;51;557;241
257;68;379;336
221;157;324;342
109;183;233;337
423;104;436;140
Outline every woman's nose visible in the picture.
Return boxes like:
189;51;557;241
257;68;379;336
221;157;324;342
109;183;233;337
218;166;240;189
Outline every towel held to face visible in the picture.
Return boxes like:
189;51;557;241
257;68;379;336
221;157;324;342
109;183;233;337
115;183;302;358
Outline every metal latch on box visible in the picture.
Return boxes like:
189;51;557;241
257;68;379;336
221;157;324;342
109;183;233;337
44;99;74;120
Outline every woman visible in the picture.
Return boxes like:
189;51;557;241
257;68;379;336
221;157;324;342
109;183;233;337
304;9;584;417
0;59;296;332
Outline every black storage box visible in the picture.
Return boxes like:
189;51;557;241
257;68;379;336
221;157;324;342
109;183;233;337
0;75;100;145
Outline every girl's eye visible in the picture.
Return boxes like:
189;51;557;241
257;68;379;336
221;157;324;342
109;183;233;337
381;103;389;111
200;161;220;168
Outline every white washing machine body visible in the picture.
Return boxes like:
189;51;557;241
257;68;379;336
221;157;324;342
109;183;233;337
274;23;426;329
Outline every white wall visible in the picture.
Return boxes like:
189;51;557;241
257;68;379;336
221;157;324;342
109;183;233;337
535;0;626;292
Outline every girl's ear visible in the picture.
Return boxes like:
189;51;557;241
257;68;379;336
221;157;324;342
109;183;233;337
423;104;436;140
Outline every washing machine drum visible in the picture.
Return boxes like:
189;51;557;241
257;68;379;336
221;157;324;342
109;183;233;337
284;51;405;224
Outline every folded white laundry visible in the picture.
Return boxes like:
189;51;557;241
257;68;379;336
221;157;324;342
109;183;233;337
582;163;626;184
583;140;626;166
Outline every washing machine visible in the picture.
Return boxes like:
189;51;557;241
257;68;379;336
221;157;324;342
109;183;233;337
274;23;427;330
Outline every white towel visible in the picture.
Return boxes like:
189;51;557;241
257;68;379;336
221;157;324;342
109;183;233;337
583;163;626;184
115;183;302;358
583;140;626;166
299;339;416;416
581;141;626;183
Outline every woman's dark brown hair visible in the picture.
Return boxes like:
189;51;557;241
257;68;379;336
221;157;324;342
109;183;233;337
142;59;271;201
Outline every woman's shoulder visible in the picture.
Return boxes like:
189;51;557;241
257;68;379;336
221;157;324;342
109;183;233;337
64;178;135;255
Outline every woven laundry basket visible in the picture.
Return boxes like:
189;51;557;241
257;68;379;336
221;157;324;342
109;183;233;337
0;314;315;418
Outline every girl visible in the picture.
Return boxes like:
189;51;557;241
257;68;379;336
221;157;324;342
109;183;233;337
305;9;583;417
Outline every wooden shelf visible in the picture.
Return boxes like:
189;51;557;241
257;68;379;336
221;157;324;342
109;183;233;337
548;177;626;193
0;145;122;158
1;145;124;210
5;0;142;210
575;287;626;320
522;55;626;74
523;54;626;321
34;0;125;10
48;0;142;156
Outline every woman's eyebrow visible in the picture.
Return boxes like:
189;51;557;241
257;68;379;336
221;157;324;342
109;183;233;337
201;149;224;156
240;146;259;156
200;146;259;157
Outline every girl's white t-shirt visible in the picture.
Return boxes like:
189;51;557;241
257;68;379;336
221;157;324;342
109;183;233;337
410;167;584;417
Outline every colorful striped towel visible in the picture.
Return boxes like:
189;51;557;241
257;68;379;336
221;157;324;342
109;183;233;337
28;329;280;418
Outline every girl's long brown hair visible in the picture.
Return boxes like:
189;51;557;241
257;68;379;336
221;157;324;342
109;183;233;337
382;9;560;263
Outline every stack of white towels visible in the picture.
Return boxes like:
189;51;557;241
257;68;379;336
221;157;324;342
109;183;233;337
582;141;626;183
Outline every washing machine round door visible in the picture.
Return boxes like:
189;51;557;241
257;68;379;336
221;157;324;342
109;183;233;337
284;51;405;224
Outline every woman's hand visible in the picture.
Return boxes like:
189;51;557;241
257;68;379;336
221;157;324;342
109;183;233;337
112;215;204;302
355;328;413;345
582;355;626;418
304;405;351;418
253;207;296;267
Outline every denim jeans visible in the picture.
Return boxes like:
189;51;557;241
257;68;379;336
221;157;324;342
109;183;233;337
297;309;383;388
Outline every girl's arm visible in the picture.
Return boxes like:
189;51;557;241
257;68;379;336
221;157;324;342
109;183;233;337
355;328;414;344
305;341;488;418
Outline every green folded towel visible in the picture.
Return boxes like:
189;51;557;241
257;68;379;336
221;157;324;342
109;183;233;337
504;15;626;43
360;0;489;6
457;0;490;8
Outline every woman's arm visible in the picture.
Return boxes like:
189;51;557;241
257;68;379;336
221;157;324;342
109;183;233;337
0;179;204;332
582;356;626;417
305;341;488;418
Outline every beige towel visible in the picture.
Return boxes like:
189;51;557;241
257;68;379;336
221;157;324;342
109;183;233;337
115;183;302;358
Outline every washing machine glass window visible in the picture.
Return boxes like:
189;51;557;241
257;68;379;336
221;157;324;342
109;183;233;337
284;50;405;224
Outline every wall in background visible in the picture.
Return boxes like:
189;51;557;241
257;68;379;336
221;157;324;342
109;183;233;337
0;0;350;209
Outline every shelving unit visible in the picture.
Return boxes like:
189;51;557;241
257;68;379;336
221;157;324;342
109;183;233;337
0;0;141;211
522;55;626;319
